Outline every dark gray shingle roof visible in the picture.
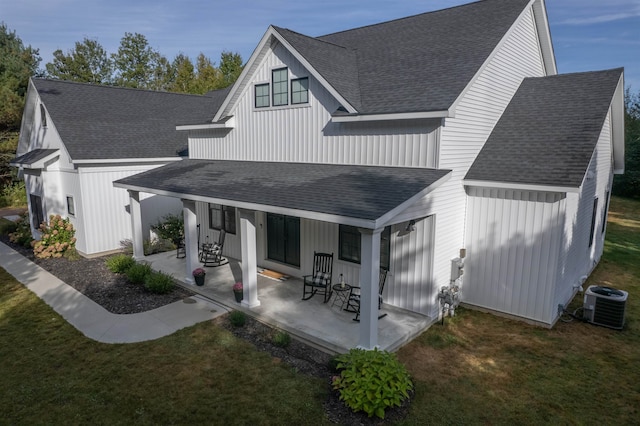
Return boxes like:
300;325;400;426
114;159;451;222
11;149;59;167
276;0;531;115
33;79;224;161
465;68;623;188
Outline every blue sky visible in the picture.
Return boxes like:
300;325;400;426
2;0;639;90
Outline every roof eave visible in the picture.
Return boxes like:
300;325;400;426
332;110;452;123
176;116;235;131
463;179;579;193
72;157;183;165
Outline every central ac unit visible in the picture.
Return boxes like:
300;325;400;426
583;285;628;329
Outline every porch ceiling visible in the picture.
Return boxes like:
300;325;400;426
114;159;451;228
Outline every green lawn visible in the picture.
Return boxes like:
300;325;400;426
1;196;639;424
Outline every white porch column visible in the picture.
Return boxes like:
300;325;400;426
182;199;199;285
239;209;260;308
358;227;383;350
128;190;144;260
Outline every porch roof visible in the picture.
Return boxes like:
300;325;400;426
10;148;59;169
114;159;451;228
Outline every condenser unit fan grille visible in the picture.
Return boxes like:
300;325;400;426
583;285;628;330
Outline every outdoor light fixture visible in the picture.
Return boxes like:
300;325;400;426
405;220;416;232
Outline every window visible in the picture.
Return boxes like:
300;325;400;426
209;204;236;234
40;104;47;127
589;197;599;247
339;225;391;270
66;196;75;216
601;191;610;234
255;83;269;108
30;194;44;229
272;68;288;106
291;77;309;104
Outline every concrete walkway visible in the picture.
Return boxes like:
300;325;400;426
0;242;229;343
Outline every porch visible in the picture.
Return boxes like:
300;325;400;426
145;250;434;354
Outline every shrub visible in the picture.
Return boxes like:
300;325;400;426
272;330;292;348
332;348;413;419
0;218;17;235
126;263;152;285
119;238;174;256
0;181;27;207
105;254;136;274
8;212;33;247
32;214;77;259
144;271;175;294
229;310;246;327
151;213;184;244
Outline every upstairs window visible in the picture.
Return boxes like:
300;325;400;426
40;104;47;127
255;83;270;108
291;77;309;104
589;197;599;248
272;68;288;106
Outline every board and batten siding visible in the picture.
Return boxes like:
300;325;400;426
189;42;440;168
78;165;182;255
464;188;565;324
555;112;614;310
407;6;547;318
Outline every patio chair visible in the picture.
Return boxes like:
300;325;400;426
202;229;227;267
302;252;334;303
176;238;186;258
344;268;388;322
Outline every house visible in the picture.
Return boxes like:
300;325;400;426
18;0;625;350
11;79;227;256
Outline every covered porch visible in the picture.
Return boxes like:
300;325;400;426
145;250;433;354
115;159;451;350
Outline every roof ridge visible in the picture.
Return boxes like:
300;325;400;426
32;77;213;99
524;67;624;81
273;26;352;51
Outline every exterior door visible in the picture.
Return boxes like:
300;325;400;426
266;213;300;267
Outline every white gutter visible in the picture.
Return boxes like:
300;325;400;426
462;179;578;193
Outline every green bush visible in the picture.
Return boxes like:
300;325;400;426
144;271;175;294
0;181;27;207
9;212;33;247
151;213;184;244
105;254;136;274
272;330;291;348
119;238;175;256
32;214;77;259
332;348;413;419
0;217;17;235
229;311;246;327
125;263;152;285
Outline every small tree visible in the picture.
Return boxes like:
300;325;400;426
150;213;184;244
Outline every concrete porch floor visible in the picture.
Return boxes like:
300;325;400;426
145;250;434;354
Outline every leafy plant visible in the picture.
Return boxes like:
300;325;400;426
32;214;76;259
151;213;184;244
8;211;33;247
144;271;175;294
125;262;152;285
332;348;413;419
192;268;206;277
229;310;246;327
105;254;135;274
272;330;291;348
0;181;26;207
0;217;17;235
232;282;243;292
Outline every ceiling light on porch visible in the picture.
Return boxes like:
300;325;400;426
405;220;416;232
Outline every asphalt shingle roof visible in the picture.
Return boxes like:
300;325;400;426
465;68;623;188
114;159;451;222
10;149;59;167
32;79;226;161
276;0;531;115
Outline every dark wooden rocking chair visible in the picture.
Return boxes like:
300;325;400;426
344;268;388;322
202;229;227;267
302;252;334;303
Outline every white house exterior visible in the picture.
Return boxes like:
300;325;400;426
15;0;624;349
12;79;224;256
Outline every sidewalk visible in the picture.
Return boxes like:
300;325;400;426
0;242;229;343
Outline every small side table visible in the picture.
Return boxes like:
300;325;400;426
331;283;352;309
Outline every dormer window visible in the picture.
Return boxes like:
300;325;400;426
40;104;47;127
272;68;288;106
254;67;308;109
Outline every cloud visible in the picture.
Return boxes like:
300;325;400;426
561;12;640;25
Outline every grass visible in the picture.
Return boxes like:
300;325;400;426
1;196;639;424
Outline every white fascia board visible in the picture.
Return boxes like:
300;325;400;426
463;179;578;193
332;110;451;123
72;157;182;165
113;182;378;229
376;171;452;227
176;116;235;131
532;0;557;75
214;26;358;121
610;73;625;174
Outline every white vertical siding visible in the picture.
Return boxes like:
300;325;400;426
555;112;614;308
426;6;547;318
464;188;564;324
